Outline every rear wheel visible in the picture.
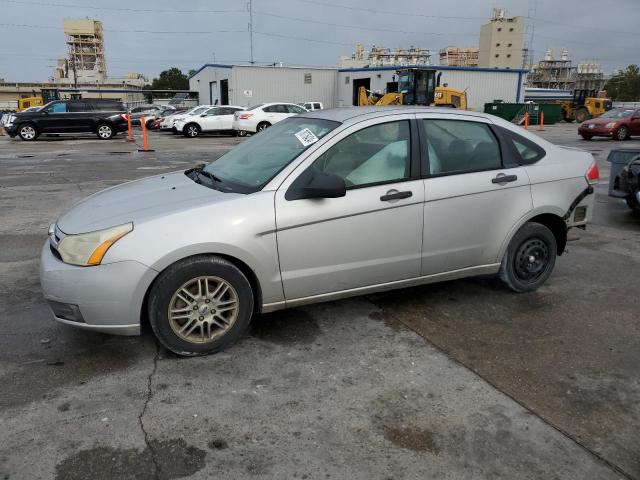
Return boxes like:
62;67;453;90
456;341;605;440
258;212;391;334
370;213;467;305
575;108;590;123
18;123;38;141
184;123;200;138
148;255;254;356
256;122;271;132
581;134;593;140
499;222;557;292
96;123;114;140
145;119;155;129
615;126;629;141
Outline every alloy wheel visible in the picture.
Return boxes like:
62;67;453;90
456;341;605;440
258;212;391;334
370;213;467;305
98;125;112;139
168;276;239;344
20;126;36;140
187;126;199;137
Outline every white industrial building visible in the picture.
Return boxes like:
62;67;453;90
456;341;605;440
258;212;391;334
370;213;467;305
189;64;527;112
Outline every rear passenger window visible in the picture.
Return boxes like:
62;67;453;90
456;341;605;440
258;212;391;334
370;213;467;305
421;119;502;175
496;127;545;165
68;102;90;112
287;105;306;114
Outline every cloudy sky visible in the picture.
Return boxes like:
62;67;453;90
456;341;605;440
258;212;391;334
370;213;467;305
1;0;638;82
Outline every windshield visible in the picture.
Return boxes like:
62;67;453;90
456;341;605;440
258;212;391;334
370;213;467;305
601;110;633;119
202;117;340;193
189;106;209;116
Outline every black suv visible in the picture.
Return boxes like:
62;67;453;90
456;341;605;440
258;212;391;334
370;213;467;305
4;99;128;141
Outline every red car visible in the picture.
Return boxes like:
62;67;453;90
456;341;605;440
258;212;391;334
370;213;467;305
579;108;640;141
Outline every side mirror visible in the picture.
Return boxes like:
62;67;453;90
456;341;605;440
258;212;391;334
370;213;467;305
286;168;346;201
200;114;207;117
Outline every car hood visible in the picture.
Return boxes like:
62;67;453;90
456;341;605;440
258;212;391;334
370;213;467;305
584;117;622;126
57;171;238;234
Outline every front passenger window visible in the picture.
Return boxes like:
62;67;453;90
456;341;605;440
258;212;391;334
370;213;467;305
421;119;501;175
313;121;411;187
48;102;68;113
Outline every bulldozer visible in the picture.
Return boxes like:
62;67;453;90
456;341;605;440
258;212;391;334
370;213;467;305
358;68;468;109
560;89;612;123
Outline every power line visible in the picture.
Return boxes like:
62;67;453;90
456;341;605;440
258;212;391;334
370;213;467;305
254;10;479;37
0;0;244;13
0;23;244;34
253;31;353;47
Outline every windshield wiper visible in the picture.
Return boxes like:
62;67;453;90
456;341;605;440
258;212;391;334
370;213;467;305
191;163;222;183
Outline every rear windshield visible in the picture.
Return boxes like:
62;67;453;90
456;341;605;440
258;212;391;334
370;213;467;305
246;104;265;111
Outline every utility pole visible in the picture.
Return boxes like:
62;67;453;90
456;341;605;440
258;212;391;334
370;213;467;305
247;0;254;64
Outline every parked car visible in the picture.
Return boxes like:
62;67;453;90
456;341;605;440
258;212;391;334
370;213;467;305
40;107;598;356
607;149;640;213
232;102;308;136
578;108;640;141
161;106;213;132
175;106;246;137
300;101;323;111
3;99;128;140
129;104;175;128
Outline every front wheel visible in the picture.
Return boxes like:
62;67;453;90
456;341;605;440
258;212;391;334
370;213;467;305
625;195;640;213
575;109;590;123
615;126;629;141
96;123;114;140
184;123;200;138
499;222;557;293
18;123;38;141
148;255;254;356
581;134;593;140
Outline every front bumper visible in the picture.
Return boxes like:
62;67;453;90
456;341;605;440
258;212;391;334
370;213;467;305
4;125;17;136
174;122;185;132
578;125;613;137
39;241;158;335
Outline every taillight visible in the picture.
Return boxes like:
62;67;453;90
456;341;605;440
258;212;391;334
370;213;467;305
238;113;253;120
586;161;599;185
120;114;129;121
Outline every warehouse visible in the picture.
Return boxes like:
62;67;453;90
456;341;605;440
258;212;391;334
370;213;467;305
189;64;338;108
337;65;527;110
189;63;526;111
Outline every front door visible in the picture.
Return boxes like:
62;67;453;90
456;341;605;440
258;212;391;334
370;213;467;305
199;107;223;132
275;117;424;300
39;101;69;132
417;116;532;274
630;110;640;135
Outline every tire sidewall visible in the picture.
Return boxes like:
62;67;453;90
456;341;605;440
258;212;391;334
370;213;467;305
148;256;254;356
97;123;113;140
257;122;270;132
501;223;557;292
18;124;37;141
185;124;200;138
616;127;628;141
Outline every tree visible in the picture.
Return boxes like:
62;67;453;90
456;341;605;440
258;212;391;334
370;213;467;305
148;68;189;91
604;65;640;101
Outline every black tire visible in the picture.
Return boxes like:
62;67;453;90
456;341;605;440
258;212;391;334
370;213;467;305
183;123;200;138
615;126;629;141
499;222;557;293
145;119;155;129
18;123;38;141
581;134;593;140
148;255;254;356
96;123;114;140
575;109;589;124
625;195;640;213
256;122;271;132
237;130;248;137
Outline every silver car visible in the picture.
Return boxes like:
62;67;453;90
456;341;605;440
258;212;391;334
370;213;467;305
40;107;598;356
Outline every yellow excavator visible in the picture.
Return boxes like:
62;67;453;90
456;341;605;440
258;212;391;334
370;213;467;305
358;68;468;109
560;89;612;123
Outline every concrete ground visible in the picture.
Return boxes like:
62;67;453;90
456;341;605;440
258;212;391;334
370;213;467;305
0;124;638;479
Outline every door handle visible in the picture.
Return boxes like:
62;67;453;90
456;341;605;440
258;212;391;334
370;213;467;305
380;190;412;202
492;174;518;184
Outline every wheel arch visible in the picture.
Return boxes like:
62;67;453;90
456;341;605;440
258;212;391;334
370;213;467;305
140;251;265;328
498;208;568;261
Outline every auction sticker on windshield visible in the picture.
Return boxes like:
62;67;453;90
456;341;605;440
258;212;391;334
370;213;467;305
295;128;319;147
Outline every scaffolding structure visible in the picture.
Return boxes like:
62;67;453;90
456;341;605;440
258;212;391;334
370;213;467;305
528;48;606;91
338;43;431;68
439;46;479;67
63;19;107;84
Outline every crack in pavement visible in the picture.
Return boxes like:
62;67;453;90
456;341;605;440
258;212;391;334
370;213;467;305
138;341;160;480
366;299;636;480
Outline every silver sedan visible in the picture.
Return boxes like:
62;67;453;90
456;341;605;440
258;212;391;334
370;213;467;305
40;107;598;356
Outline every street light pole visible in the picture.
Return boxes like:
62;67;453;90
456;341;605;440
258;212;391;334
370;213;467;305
248;0;254;64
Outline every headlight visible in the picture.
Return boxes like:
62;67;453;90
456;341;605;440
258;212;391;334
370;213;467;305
605;122;617;129
57;223;133;266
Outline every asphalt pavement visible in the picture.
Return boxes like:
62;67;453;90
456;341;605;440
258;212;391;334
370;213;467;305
0;124;638;479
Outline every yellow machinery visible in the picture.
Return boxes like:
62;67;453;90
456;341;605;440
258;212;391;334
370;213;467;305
560;89;612;123
17;96;44;112
358;68;468;109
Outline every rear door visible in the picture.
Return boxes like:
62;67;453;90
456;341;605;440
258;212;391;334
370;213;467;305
417;114;532;274
218;107;243;130
67;101;95;132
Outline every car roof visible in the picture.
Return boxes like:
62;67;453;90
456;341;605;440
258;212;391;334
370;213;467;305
297;106;489;124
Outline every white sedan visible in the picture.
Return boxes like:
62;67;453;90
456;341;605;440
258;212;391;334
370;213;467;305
232;102;307;136
175;106;246;137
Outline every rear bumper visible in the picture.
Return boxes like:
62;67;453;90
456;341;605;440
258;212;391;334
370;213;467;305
40;241;157;336
232;119;256;133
